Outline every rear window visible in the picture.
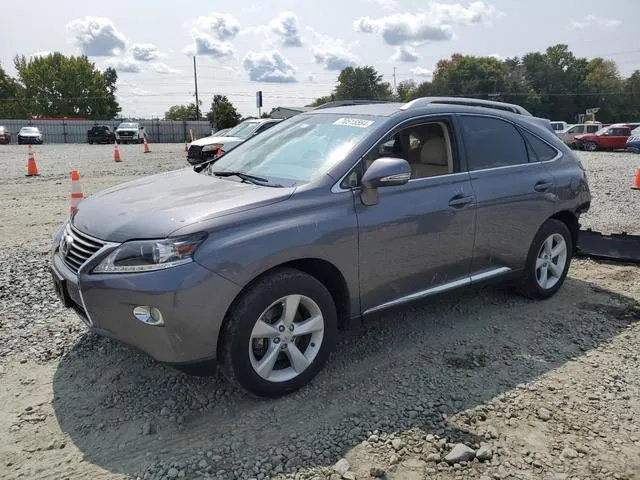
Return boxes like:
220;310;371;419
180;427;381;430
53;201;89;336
521;130;558;162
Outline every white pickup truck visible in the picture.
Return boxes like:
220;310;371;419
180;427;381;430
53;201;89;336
115;122;146;144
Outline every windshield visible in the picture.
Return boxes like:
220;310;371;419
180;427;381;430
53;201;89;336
225;121;260;139
118;123;137;129
21;127;39;133
208;113;381;187
595;127;610;135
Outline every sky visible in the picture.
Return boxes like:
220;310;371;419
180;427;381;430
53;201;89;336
1;0;638;118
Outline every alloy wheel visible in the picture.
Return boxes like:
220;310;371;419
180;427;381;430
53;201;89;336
535;233;567;290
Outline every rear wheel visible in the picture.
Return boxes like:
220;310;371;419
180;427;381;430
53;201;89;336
219;268;337;397
583;141;598;152
516;219;572;300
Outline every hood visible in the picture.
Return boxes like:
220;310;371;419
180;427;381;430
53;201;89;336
72;168;293;242
116;128;137;132
574;134;595;141
191;135;242;147
20;131;41;137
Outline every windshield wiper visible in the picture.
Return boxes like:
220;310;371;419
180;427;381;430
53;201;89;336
212;170;283;187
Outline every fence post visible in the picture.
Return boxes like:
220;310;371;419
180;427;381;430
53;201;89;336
62;120;67;143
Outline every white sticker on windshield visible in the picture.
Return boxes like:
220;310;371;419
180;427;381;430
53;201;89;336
333;118;375;128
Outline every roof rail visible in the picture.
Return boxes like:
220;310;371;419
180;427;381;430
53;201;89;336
312;99;392;110
400;97;532;116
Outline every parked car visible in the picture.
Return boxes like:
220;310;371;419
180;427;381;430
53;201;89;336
115;122;146;144
50;97;591;397
187;118;282;164
558;123;602;148
550;121;568;133
87;125;116;144
0;126;10;144
17;126;43;144
626;126;640;153
574;123;631;151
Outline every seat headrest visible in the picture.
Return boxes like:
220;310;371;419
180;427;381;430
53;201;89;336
420;136;447;166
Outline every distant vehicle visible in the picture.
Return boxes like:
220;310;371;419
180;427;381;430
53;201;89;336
187;118;282;164
626;126;640;153
0;126;10;144
115;122;146;144
87;125;116;144
574;123;631;151
550;121;568;133
17;126;43;145
558;123;603;149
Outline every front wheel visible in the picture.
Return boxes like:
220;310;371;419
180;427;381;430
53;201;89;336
583;141;598;152
516;219;572;300
219;268;337;397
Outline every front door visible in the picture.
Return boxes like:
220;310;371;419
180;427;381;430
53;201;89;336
354;117;476;314
456;114;559;275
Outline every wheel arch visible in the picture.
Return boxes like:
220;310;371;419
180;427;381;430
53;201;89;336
215;257;352;360
549;210;579;251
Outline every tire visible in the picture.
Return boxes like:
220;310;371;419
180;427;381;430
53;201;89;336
516;219;573;300
583;141;598;152
219;268;338;397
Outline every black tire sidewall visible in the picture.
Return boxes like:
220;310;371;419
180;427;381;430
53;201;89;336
521;219;573;299
221;269;338;397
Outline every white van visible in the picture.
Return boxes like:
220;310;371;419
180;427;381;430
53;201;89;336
550;121;568;133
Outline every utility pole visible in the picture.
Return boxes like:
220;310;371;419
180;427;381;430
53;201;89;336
193;56;200;121
393;66;397;92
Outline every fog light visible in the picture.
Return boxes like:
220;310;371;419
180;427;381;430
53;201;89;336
133;306;165;326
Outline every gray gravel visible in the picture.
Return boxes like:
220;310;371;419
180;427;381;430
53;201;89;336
0;144;639;480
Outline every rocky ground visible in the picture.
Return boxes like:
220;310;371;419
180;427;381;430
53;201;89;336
0;144;639;480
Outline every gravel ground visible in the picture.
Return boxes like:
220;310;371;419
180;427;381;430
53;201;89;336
0;144;639;480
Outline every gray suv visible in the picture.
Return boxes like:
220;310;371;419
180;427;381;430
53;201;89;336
50;97;591;397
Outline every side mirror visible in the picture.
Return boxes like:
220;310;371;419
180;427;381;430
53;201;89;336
360;157;411;206
361;157;411;189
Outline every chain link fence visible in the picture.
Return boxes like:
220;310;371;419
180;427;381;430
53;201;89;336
0;119;213;144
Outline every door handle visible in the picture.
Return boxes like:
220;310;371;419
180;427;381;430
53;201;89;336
534;181;554;192
448;194;475;208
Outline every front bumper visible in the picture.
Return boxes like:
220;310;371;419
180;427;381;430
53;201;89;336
50;242;241;364
18;136;42;144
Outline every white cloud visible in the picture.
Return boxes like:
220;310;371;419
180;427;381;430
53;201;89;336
411;66;433;78
191;12;241;41
242;50;297;83
67;17;126;56
184;12;240;58
104;57;140;73
153;63;181;74
392;46;420;62
354;1;499;45
570;14;621;29
308;27;358;71
488;53;505;61
130;43;161;62
268;11;303;47
30;51;51;58
183;35;235;59
130;87;155;96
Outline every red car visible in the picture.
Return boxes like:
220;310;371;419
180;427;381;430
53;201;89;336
574;123;631;151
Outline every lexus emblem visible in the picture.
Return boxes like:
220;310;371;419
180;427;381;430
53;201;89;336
60;234;73;256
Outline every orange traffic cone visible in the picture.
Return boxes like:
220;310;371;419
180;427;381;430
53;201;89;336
632;167;640;190
216;147;223;158
113;140;121;162
26;145;39;176
143;136;151;153
70;170;84;214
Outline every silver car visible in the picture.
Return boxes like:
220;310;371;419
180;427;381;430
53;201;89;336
51;97;591;397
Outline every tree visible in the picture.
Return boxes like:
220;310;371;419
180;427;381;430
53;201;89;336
12;52;120;119
165;103;199;121
205;95;241;130
334;66;393;100
395;80;418;102
307;94;335;107
0;63;26;118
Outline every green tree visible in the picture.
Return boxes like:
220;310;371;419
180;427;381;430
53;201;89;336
164;103;199;121
431;53;507;97
13;52;120;119
334;66;393;100
395;80;418;102
205;95;241;130
307;94;335;107
0;63;27;118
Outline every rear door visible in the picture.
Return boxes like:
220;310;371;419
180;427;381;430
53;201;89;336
457;114;559;276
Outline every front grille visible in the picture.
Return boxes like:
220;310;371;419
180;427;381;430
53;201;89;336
60;223;106;274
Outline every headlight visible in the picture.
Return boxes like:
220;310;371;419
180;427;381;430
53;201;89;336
201;143;223;152
93;233;206;273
